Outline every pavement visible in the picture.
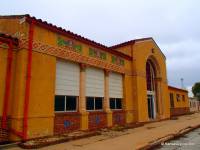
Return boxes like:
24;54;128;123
4;112;200;150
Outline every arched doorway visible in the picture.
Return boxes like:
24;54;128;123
146;60;157;119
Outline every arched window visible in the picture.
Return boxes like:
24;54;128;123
146;60;157;119
146;61;156;92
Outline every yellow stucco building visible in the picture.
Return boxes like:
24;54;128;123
168;86;190;116
0;15;189;142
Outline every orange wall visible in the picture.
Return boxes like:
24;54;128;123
0;44;17;117
168;87;189;108
115;45;132;57
0;47;7;116
134;40;170;122
116;40;170;122
0;17;28;38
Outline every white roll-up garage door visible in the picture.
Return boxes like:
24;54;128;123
55;60;80;96
86;67;104;97
109;72;123;98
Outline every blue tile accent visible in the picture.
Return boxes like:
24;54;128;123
95;116;100;124
115;115;121;123
64;120;71;128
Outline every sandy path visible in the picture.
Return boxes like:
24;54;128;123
6;112;200;150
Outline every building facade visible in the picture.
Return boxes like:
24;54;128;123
0;15;189;142
168;86;190;116
189;97;200;112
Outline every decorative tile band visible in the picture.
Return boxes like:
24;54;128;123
111;55;125;66
19;38;126;74
57;37;82;54
89;48;107;60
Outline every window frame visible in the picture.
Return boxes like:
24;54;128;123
109;98;122;110
182;95;185;101
176;94;180;102
86;97;103;111
55;95;78;113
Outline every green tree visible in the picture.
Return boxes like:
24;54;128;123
192;82;200;100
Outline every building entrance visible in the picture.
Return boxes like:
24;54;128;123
146;60;157;120
147;93;155;119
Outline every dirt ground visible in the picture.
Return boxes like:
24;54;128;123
5;112;200;150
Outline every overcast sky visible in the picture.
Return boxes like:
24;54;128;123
1;0;200;96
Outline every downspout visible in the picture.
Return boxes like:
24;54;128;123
23;19;35;140
1;40;13;129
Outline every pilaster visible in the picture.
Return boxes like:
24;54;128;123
79;63;88;130
104;69;112;127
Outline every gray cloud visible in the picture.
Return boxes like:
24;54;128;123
1;0;200;93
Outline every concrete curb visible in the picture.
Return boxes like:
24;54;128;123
136;124;200;150
0;142;19;149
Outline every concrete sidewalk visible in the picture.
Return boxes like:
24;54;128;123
5;112;200;150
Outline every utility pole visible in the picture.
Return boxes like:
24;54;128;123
181;78;184;89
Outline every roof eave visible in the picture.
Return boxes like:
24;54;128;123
168;85;188;93
110;37;166;60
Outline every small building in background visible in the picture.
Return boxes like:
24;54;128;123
189;97;200;112
168;86;190;116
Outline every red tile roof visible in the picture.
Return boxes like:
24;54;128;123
110;37;166;59
110;37;153;49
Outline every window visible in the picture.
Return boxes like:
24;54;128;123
66;96;77;111
146;61;155;92
86;97;103;111
182;95;185;101
109;98;122;109
169;93;174;108
110;98;115;109
176;94;180;102
55;96;65;111
86;97;95;110
55;95;77;112
95;97;103;110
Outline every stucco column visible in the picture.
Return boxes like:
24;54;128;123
104;70;110;112
79;63;88;130
104;70;112;127
155;77;163;119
